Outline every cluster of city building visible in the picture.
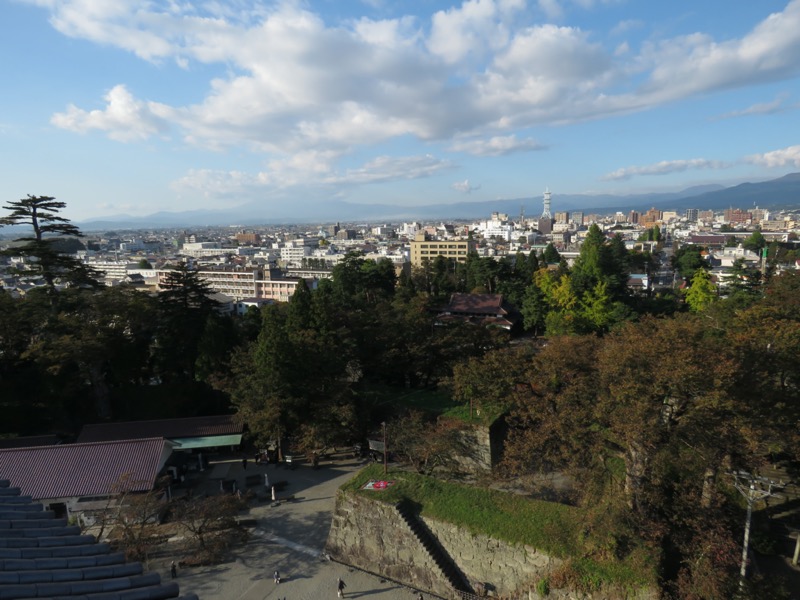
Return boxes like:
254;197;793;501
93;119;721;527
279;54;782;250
2;190;800;307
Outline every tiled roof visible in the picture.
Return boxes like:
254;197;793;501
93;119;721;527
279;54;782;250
0;438;169;500
445;293;507;316
78;415;243;444
0;478;199;599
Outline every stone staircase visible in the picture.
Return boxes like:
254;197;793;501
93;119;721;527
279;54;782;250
394;500;473;596
0;478;199;600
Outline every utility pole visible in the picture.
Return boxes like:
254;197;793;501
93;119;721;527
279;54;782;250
382;421;388;477
733;471;783;588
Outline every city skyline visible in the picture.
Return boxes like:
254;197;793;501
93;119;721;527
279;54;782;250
2;0;800;221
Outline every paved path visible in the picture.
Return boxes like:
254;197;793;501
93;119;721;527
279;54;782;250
158;454;432;600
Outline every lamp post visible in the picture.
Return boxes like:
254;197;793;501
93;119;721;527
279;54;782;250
382;421;387;476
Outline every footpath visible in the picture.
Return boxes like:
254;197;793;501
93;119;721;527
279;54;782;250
157;453;432;600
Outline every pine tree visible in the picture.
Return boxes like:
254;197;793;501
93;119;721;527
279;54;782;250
0;195;99;293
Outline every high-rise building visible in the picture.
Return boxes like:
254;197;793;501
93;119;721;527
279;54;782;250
571;211;584;226
554;211;569;224
684;209;698;222
723;208;751;224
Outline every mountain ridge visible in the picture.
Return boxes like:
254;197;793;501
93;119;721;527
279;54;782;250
73;173;800;230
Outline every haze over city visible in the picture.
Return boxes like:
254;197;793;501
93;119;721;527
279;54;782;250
3;0;800;222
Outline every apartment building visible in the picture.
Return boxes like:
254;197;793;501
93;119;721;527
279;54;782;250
409;232;475;267
156;266;307;302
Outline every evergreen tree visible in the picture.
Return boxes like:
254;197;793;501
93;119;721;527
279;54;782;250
0;195;100;294
155;264;220;383
543;243;561;264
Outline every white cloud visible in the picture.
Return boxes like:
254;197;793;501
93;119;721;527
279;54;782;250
452;179;481;193
537;0;563;20
635;1;800;102
450;134;544;156
715;93;796;119
427;0;524;64
328;154;454;185
611;19;643;36
37;0;800;178
50;84;171;141
603;158;732;181
746;145;800;168
171;154;453;201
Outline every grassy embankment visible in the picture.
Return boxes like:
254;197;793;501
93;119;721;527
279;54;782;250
342;463;658;593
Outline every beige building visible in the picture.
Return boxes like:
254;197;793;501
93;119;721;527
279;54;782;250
409;232;475;267
157;266;307;302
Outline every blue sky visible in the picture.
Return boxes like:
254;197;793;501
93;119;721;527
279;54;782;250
2;0;800;221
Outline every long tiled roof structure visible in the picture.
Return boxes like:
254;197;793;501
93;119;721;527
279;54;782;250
78;416;243;444
0;478;198;599
0;439;169;501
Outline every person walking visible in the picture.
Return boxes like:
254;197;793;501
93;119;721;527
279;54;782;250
274;570;281;584
337;577;346;597
170;561;177;579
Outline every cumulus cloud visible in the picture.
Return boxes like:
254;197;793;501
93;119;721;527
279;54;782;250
746;145;800;168
36;0;800;189
452;179;481;193
428;0;524;63
450;134;544;156
603;158;732;181
50;84;171;141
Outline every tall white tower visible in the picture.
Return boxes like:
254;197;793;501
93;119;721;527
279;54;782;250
541;188;552;219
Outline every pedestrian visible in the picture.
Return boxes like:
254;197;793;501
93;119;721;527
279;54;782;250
170;561;177;579
242;456;248;470
274;570;281;584
418;594;423;600
337;577;346;597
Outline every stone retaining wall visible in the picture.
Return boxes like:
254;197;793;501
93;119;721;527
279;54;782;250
325;491;658;600
325;491;455;598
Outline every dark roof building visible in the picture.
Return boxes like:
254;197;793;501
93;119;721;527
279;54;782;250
0;477;198;599
78;415;244;450
437;293;518;330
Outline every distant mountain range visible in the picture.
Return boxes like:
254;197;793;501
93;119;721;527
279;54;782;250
71;172;800;230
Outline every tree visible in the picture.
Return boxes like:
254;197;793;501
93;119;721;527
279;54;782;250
137;258;153;269
0;195;100;293
684;269;717;312
543;243;561;264
172;493;248;563
521;276;549;336
387;411;464;476
742;230;766;253
672;245;708;280
154;264;220;383
99;474;172;562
